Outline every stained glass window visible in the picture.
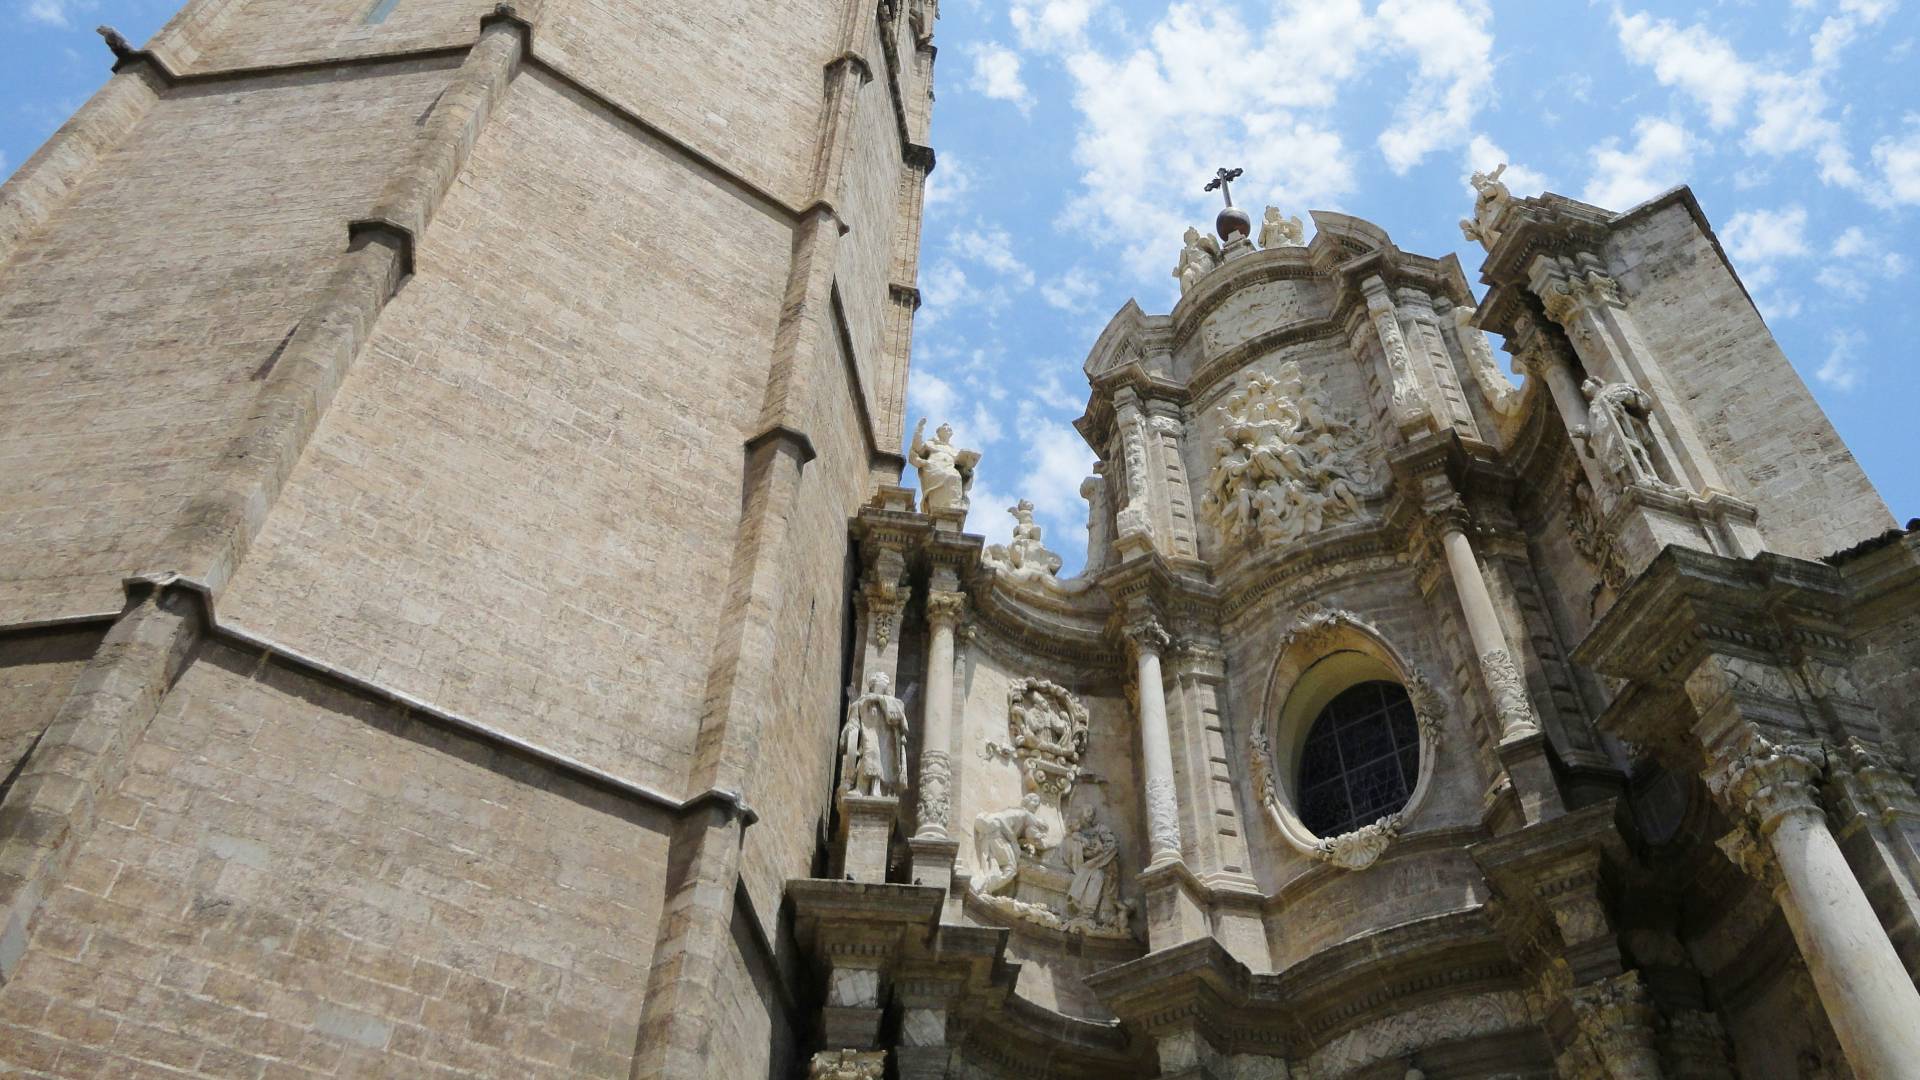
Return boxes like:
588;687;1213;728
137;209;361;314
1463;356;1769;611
1295;680;1420;838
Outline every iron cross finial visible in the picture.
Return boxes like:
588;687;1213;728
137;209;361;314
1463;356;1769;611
1204;166;1244;207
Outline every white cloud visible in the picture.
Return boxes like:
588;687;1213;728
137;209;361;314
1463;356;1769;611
25;0;82;26
970;43;1032;113
1374;0;1495;174
1719;205;1812;320
1047;0;1493;277
1721;205;1810;267
1815;329;1864;390
951;225;1035;286
1465;135;1549;195
1874;123;1920;204
1040;267;1101;312
968;401;1006;446
1010;0;1104;50
1612;11;1752;128
1582;117;1693;211
1818;225;1909;298
924;155;973;211
1611;5;1887;197
908;370;960;421
917;260;971;325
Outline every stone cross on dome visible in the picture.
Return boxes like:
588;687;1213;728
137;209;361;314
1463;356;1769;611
1204;166;1253;242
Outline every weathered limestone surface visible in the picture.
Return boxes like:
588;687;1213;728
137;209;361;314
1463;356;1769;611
0;61;455;623
0;642;674;1076
220;69;793;791
1603;199;1892;559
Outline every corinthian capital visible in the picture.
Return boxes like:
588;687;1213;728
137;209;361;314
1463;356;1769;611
926;589;967;626
1706;736;1827;833
1123;618;1170;656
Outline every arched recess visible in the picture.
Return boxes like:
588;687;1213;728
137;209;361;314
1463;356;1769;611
1248;606;1447;870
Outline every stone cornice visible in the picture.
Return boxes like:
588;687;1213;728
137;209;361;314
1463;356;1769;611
1570;546;1854;686
1084;908;1519;1057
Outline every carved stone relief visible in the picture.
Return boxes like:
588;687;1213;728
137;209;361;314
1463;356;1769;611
1201;280;1306;354
1200;363;1382;548
983;677;1090;798
1453;305;1521;414
810;1048;886;1080
1578;379;1683;507
1566;473;1630;592
1258;206;1305;248
968;793;1136;939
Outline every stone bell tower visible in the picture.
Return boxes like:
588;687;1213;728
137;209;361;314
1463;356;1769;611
798;171;1920;1080
0;0;936;1076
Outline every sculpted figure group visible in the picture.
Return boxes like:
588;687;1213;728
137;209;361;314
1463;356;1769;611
1201;362;1380;547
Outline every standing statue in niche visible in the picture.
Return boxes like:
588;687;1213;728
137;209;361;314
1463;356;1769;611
1173;226;1222;295
909;418;980;514
1579;378;1676;499
839;672;908;798
1061;805;1120;926
1458;163;1512;250
1258;207;1305;248
972;793;1048;895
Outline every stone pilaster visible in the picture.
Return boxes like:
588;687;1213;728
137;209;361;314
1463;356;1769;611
1142;402;1200;560
1165;639;1253;886
1395;283;1482;439
895;976;964;1080
855;546;909;686
1360;274;1436;435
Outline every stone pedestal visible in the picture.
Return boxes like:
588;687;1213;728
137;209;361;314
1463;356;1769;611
835;793;898;883
1139;861;1207;951
908;835;959;904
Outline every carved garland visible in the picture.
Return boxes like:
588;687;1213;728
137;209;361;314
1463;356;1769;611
1250;605;1446;871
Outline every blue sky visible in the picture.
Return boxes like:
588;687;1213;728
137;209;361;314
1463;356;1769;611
4;0;1916;574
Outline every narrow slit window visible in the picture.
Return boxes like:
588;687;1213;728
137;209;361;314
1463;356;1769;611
364;0;401;24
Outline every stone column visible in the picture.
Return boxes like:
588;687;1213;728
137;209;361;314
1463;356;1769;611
1509;312;1608;491
1127;619;1182;867
1711;737;1920;1077
916;587;965;840
1361;275;1434;434
1436;520;1540;743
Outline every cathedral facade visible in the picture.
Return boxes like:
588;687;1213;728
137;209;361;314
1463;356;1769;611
1;1;1918;1079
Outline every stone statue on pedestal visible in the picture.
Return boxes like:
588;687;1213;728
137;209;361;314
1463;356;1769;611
839;672;908;797
983;500;1065;582
909;418;980;514
1258;207;1305;248
1173;226;1222;294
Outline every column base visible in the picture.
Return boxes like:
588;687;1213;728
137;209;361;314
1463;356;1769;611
835;793;900;883
1494;730;1564;828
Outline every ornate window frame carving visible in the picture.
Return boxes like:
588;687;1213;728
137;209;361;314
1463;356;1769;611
1248;606;1444;870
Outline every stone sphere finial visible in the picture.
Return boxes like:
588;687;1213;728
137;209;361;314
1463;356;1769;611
1217;204;1252;243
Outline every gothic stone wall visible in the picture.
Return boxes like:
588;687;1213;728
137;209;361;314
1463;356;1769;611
0;642;674;1077
0;58;456;623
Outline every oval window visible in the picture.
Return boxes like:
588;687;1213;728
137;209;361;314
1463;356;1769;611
1294;680;1421;837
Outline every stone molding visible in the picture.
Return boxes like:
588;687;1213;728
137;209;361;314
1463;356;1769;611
1250;605;1446;871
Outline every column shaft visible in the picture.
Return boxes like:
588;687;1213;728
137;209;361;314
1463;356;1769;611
1441;527;1539;741
917;593;962;838
1770;809;1920;1075
1133;631;1181;866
